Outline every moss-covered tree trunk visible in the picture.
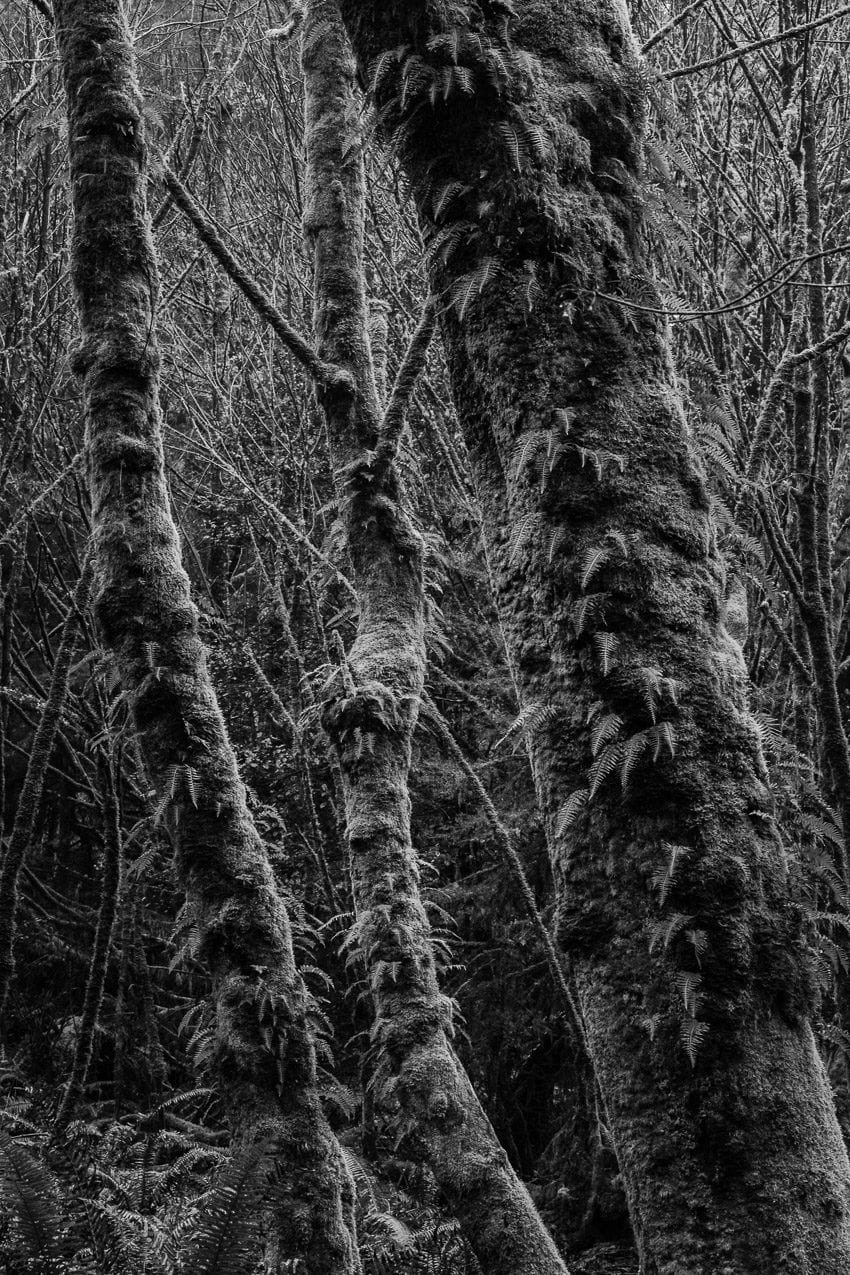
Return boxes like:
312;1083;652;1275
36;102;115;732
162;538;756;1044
52;3;358;1270
337;0;850;1269
302;5;567;1273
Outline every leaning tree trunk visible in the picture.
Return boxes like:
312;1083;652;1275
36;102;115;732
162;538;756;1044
337;1;850;1270
52;3;358;1271
302;5;568;1274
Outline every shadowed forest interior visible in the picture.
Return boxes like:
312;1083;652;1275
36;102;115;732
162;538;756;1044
4;0;850;1272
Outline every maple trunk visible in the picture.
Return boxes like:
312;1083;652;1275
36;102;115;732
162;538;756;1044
303;5;568;1272
53;2;358;1269
338;0;850;1269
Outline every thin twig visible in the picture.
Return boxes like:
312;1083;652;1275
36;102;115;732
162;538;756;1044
667;4;850;79
160;163;345;392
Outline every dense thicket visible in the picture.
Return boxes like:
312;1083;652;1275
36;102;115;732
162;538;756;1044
3;0;850;1271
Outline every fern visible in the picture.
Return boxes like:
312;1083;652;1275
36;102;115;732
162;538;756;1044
590;712;623;757
685;928;708;964
652;842;691;905
494;699;557;751
571;592;606;636
681;1018;709;1067
425;219;479;267
593;631;618;675
433;65;475;102
649;912;694;954
507;511;541;565
574;444;625;478
496;120;528;169
802;811;846;849
620;729;649;789
650;721;677;761
677;970;702;1015
369;43;411;95
588;742;623;797
0;1130;67;1263
555;788;589;837
431;180;470;222
580;544;610;592
425;30;462;62
523;120;552;162
749;710;784;753
483;48;512;93
509;428;548;483
637;665;678;723
449;256;500;320
177;1146;263;1275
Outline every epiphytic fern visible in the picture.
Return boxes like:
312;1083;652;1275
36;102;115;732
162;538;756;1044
681;1018;709;1067
555;789;589;838
651;842;691;906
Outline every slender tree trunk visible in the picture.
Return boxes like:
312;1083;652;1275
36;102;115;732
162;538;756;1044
337;1;850;1269
0;556;92;1020
56;746;122;1127
302;6;568;1273
52;4;358;1270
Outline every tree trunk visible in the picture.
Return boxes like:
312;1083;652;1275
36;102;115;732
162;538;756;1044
302;5;568;1273
337;1;850;1269
52;3;358;1270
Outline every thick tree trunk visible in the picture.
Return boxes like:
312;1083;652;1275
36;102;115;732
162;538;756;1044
337;1;850;1270
302;5;568;1273
52;3;358;1270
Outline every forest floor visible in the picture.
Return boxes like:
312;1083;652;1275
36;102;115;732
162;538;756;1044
566;1244;637;1274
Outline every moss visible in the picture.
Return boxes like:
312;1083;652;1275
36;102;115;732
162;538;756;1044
338;0;850;1268
54;1;359;1270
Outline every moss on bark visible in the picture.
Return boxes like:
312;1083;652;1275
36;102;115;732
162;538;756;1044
303;4;568;1272
337;0;850;1269
53;3;358;1270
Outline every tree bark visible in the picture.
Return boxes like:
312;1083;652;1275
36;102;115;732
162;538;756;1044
302;5;568;1273
337;1;850;1270
52;3;358;1270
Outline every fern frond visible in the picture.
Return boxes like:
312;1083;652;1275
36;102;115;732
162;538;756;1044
676;970;702;1015
588;743;623;797
593;631;618;675
749;710;784;753
571;592;606;636
177;1146;263;1275
650;721;677;761
0;1131;67;1263
431;180;470;221
681;1017;709;1067
507;511;541;564
580;544;610;591
800;811;844;849
369;43;411;95
620;729;649;789
652;842;691;905
425;219;479;267
637;666;663;722
494;699;557;751
685;928;708;964
555;788;589;837
649;912;694;954
509;429;548;483
590;712;623;757
449;256;500;320
496;120;528;169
